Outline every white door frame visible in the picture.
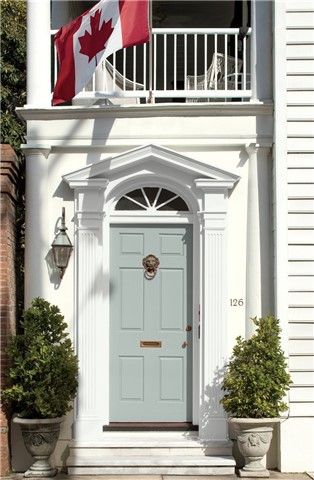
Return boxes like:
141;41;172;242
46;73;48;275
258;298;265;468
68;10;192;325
63;144;239;443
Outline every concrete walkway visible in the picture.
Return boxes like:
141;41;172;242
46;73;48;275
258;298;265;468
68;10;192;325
6;472;314;480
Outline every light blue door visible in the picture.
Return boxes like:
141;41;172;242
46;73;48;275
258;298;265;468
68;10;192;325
110;225;193;422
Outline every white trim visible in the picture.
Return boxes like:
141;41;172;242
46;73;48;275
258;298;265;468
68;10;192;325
273;2;290;472
108;217;198;426
16;102;273;121
273;0;289;358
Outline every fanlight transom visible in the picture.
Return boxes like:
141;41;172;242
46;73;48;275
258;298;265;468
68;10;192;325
115;187;189;212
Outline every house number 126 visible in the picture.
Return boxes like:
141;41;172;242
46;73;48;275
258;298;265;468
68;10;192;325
230;298;244;306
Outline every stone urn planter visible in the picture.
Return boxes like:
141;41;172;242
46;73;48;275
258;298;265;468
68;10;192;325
228;418;280;478
2;299;78;478
14;417;63;477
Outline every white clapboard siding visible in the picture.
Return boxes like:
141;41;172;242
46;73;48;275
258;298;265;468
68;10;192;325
288;276;314;290
287;105;314;120
290;370;314;385
289;354;314;370
287;137;314;151
287;74;314;89
288;184;314;197
288;154;314;168
286;29;314;43
286;28;314;43
289;292;314;307
285;6;314;418
289;402;314;416
288;307;314;321
288;199;314;211
287;59;314;74
288;229;314;243
289;322;314;337
288;215;314;228
287;169;314;182
287;90;314;103
286;11;314;27
288;244;314;259
289;261;314;275
287;121;314;136
287;44;314;57
287;1;314;9
289;386;314;402
287;75;314;89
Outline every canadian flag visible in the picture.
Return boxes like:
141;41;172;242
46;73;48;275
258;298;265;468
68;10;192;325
52;0;149;106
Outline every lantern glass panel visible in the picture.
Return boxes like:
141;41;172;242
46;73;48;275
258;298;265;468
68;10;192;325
53;245;72;269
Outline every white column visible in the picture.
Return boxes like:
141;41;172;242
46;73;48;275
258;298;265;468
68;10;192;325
250;0;257;101
27;0;51;107
69;181;109;441
245;144;272;337
23;146;51;304
195;181;230;442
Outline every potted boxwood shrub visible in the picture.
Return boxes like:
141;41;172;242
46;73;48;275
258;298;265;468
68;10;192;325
221;316;291;478
2;297;78;477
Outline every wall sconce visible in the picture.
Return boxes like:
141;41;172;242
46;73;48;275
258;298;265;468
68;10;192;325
51;207;73;279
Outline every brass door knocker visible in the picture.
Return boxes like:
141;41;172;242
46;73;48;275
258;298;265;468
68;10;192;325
142;254;160;280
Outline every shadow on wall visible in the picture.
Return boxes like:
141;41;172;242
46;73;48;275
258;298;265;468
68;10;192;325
199;365;226;435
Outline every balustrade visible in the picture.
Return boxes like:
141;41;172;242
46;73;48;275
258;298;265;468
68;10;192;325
51;27;252;103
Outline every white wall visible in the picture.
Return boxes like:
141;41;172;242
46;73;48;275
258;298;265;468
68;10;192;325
273;0;314;472
13;105;273;470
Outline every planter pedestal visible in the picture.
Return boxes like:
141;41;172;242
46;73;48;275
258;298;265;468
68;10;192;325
13;417;63;478
228;418;280;478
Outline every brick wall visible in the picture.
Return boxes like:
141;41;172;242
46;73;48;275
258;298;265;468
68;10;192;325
0;144;19;476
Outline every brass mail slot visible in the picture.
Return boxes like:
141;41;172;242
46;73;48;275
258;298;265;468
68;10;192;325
140;340;162;348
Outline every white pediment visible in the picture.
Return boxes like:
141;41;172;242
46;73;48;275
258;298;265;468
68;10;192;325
63;144;239;188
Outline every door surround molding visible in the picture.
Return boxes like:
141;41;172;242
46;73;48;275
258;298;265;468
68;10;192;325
64;144;239;442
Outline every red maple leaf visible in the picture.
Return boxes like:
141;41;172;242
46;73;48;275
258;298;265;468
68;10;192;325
79;9;114;64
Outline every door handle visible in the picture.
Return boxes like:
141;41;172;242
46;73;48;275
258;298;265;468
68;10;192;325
182;341;188;348
185;325;192;331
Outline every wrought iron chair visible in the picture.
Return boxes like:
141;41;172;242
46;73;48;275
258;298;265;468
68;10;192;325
93;59;145;105
186;52;243;102
104;59;144;92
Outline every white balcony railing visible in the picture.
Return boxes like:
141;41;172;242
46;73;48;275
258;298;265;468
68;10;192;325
52;27;252;103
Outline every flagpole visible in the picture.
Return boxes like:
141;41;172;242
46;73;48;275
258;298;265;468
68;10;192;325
147;0;154;103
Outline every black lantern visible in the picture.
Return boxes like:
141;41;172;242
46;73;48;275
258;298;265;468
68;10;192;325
51;207;73;279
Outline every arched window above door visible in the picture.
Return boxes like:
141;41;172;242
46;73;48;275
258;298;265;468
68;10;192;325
115;187;189;212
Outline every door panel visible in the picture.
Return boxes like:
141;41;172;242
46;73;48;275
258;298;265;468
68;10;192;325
160;269;184;330
110;225;192;421
120;269;144;330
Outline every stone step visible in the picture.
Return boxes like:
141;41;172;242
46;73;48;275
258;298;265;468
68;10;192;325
67;455;236;476
68;437;233;457
70;433;232;454
68;446;231;456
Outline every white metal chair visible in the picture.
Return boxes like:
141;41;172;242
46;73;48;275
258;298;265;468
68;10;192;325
186;52;243;102
99;59;143;105
103;59;145;92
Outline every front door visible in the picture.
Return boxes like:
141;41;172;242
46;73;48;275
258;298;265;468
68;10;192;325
110;224;193;422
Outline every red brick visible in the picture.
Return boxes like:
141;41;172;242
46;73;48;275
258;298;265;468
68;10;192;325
0;144;18;476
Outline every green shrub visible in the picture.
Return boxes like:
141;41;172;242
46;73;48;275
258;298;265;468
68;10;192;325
221;316;291;418
2;298;78;418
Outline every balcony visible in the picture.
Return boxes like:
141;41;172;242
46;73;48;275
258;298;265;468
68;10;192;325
51;27;252;104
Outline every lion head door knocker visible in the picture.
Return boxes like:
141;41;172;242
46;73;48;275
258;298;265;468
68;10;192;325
142;254;160;280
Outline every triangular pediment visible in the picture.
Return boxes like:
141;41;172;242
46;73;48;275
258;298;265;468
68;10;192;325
63;144;239;186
